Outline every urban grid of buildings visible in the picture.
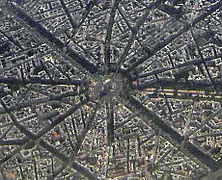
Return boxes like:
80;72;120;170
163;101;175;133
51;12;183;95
0;0;222;179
